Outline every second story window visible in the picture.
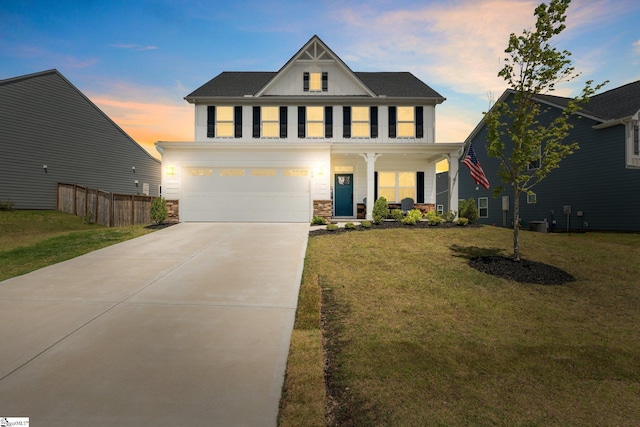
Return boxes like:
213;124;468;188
207;106;242;138
297;106;333;138
307;106;324;137
303;72;328;92
343;107;378;138
389;106;424;139
262;106;279;137
634;124;639;156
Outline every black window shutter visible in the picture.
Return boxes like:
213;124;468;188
343;106;351;138
370;106;378;138
416;172;425;203
234;106;242;138
322;72;328;92
298;106;306;138
415;106;424;139
325;106;333;138
207;106;215;138
280;106;287;138
303;72;309;92
374;171;378;201
252;107;260;138
389;106;397;138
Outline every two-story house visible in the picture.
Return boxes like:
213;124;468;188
157;36;463;223
459;79;640;231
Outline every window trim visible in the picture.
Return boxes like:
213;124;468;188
527;192;537;204
478;197;489;218
306;106;324;138
261;106;279;138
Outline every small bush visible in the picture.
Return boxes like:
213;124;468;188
402;208;423;225
345;222;356;229
311;216;327;225
372;197;389;224
150;197;169;225
391;209;404;222
361;221;372;229
425;210;443;226
456;217;469;226
442;210;457;223
83;212;95;225
326;223;339;231
0;199;15;211
459;198;478;222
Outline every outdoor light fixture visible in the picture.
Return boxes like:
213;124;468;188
134;180;139;186
43;165;47;172
166;166;175;175
132;166;136;172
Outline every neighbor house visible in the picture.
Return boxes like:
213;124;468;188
459;80;640;231
156;36;463;222
0;69;161;209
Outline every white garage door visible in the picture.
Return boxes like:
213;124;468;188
181;167;310;222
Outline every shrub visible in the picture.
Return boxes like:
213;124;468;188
326;223;339;231
150;197;169;225
402;208;423;225
372;197;389;224
345;222;356;229
0;199;14;211
456;217;469;226
425;210;443;226
391;209;404;222
459;198;479;222
361;221;372;229
311;216;327;225
442;210;457;223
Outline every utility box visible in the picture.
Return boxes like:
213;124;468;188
528;221;548;233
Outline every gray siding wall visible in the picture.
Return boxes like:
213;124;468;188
459;98;640;232
0;71;160;209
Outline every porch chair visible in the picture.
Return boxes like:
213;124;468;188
401;198;414;213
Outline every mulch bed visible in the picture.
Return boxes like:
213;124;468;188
469;255;575;285
309;220;470;236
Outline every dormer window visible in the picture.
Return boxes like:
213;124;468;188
303;72;328;92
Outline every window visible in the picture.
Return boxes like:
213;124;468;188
437;204;444;215
478;197;488;218
389;106;423;138
634;124;639;156
527;192;537;204
343;107;378;138
303;72;328;92
261;106;279;137
207;106;241;138
528;144;542;170
298;106;332;138
378;172;415;202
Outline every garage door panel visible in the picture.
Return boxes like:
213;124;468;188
182;167;310;222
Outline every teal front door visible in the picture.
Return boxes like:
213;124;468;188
335;174;353;216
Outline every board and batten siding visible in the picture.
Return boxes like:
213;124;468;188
459;98;640;232
0;70;160;209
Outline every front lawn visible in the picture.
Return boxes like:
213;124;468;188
0;210;155;282
279;226;640;426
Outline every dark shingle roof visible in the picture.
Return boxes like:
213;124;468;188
186;71;444;100
533;80;640;121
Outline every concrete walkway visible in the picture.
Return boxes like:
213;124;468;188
0;223;309;426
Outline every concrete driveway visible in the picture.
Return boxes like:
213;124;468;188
0;223;309;426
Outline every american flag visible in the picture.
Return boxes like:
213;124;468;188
462;143;490;190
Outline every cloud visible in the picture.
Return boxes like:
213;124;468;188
109;43;158;51
86;81;192;158
1;42;97;69
634;40;640;55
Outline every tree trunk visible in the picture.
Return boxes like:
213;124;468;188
513;188;520;261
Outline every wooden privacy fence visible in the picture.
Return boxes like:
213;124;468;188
57;183;155;227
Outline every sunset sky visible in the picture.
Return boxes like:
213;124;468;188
2;0;640;160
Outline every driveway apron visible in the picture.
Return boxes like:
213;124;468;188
0;223;309;427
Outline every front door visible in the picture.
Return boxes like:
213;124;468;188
335;174;353;216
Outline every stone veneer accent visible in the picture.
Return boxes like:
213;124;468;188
313;200;332;223
414;203;435;215
166;199;179;222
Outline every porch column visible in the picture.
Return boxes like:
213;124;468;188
448;151;460;216
359;152;381;220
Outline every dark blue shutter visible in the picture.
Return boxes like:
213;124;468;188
343;106;351;138
389;106;397;138
325;106;333;138
207;106;215;138
415;106;424;138
280;106;287;138
370;107;378;138
374;171;378;201
303;72;309;92
416;172;425;203
298;106;306;138
322;72;328;92
234;106;242;138
253;107;260;138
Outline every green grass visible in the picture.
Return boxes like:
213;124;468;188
0;210;154;282
279;227;640;426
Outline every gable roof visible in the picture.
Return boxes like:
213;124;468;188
185;35;444;101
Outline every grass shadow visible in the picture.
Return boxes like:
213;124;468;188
449;244;507;260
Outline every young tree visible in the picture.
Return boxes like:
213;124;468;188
484;0;606;261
